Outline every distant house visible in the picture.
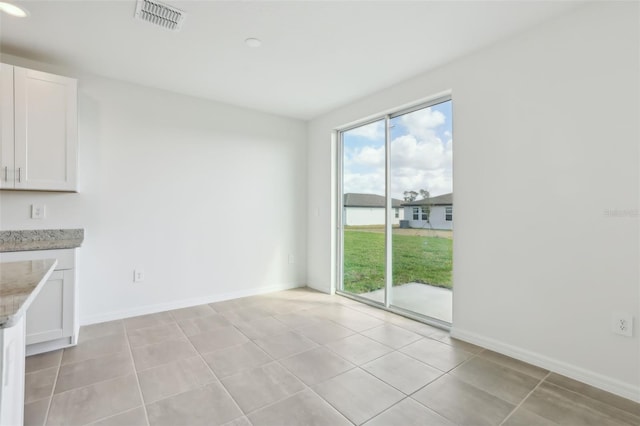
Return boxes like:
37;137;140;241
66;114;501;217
343;193;405;226
402;193;453;230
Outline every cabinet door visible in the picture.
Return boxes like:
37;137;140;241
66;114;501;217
25;270;74;345
0;63;14;189
13;66;78;191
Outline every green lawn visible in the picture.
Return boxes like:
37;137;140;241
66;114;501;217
343;229;452;294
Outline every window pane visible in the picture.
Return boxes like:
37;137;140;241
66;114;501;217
341;119;386;301
390;99;453;323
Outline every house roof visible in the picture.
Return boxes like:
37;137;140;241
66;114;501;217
344;193;404;208
402;193;453;206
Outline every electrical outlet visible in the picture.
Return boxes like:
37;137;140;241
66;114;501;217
133;269;145;283
611;312;633;337
31;204;45;219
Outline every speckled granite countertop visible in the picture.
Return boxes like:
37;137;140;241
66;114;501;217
0;229;84;252
0;259;57;327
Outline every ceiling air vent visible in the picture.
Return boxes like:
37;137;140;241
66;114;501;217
134;0;186;32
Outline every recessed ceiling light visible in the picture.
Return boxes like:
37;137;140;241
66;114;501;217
245;38;262;48
0;1;29;17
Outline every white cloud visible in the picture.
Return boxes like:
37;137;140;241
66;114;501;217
346;120;384;141
343;105;452;200
343;166;452;200
343;170;385;196
351;145;384;168
391;134;447;170
390;168;452;200
397;107;445;140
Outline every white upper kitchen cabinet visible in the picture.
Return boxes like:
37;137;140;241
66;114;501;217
0;63;78;192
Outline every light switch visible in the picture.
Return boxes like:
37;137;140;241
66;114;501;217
31;204;45;219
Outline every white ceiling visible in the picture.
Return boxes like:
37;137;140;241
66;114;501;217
1;1;584;120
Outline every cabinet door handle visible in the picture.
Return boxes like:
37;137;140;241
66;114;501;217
16;167;21;183
3;166;6;182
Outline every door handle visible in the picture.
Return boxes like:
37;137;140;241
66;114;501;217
16;167;21;183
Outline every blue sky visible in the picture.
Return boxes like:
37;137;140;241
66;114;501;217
343;100;452;200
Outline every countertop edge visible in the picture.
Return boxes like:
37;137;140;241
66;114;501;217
0;229;84;252
0;259;58;328
0;240;83;253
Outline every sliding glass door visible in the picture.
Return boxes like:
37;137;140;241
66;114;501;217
339;98;453;325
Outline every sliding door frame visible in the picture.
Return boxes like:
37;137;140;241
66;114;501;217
336;93;452;330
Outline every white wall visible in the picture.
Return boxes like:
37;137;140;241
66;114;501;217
344;207;402;226
345;207;385;226
307;2;639;401
0;55;307;324
405;205;452;230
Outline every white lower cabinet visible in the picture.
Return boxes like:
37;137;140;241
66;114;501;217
26;269;74;346
0;249;78;355
0;315;25;426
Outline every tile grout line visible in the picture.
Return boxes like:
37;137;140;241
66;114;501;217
125;323;187;350
121;321;175;335
213;295;437;421
176;314;248;423
123;325;151;426
303;386;357;426
325;295;442;415
402;348;484;403
438;344;480;372
238;384;313;419
42;350;135;398
308;366;403;426
83;407;143;426
223;311;319;416
499;371;551;426
398;346;471;374
541;379;640;420
134;369;211;408
357;395;412;426
242;296;458;424
57;333;127;366
253;330;320;359
273;344;358;392
304;386;357;425
25;330;135;413
185;306;352;420
357;357;442;399
323;336;394;367
40;350;63;426
56;343;130;369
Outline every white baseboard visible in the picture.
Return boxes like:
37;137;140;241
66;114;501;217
81;283;306;326
450;327;640;403
307;283;331;295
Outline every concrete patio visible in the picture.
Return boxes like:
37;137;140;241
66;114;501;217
361;283;452;323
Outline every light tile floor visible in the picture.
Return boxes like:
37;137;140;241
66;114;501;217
24;287;640;426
